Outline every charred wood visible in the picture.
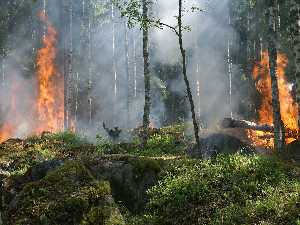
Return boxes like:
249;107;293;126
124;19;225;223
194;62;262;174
222;118;274;132
103;122;122;138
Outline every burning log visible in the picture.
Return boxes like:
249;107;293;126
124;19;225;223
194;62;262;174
222;118;274;132
103;122;122;139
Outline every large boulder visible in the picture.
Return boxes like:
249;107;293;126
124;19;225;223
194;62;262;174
85;155;160;213
3;160;124;225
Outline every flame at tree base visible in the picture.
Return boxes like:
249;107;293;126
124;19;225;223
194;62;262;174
248;47;298;148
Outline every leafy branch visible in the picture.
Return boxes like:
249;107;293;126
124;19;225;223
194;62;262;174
111;0;201;35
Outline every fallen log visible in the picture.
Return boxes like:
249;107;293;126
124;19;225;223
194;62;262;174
222;118;274;132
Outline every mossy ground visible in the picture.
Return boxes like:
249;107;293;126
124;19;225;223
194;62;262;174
1;129;300;224
3;160;120;225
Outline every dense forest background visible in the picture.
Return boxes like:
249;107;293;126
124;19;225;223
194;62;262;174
0;0;295;139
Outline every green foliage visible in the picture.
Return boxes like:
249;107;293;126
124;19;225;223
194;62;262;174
41;131;90;148
146;154;300;224
128;157;160;178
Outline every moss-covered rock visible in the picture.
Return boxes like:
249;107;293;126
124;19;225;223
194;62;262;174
3;160;124;225
86;155;159;213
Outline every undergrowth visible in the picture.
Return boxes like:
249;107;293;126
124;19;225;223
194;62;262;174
145;153;300;224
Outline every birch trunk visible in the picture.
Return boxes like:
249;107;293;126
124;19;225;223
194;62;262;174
133;30;137;117
141;0;151;152
112;3;117;126
195;28;201;122
290;0;300;128
74;0;85;131
67;0;73;131
266;0;285;148
87;0;92;128
228;9;233;118
63;0;68;130
125;19;131;127
178;0;201;158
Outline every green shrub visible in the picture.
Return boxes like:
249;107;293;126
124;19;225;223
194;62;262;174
146;154;300;224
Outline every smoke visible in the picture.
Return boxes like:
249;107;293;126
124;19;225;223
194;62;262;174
0;0;245;141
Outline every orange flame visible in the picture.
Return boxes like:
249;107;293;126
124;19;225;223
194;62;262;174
32;11;64;134
0;10;63;143
248;47;298;147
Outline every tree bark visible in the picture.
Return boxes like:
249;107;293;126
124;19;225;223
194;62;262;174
195;27;201;122
290;0;300;129
63;0;68;130
125;18;131;127
141;0;151;152
266;0;285;148
67;0;73;131
87;0;92;129
112;3;117;126
222;118;274;131
178;0;201;158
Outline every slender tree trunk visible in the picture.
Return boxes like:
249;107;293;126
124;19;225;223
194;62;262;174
290;0;300;129
195;27;201;122
133;30;137;117
228;9;233;118
67;0;73;131
178;0;201;158
63;0;68;130
125;18;131;127
141;0;151;152
266;0;285;148
74;0;85;131
87;0;92;128
112;3;117;126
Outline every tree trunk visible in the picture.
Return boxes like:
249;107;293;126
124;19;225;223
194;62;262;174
195;27;201;122
67;0;73;131
125;18;131;127
63;0;68;130
266;0;285;148
141;0;151;152
222;118;274;131
178;0;201;158
133;30;138;119
228;8;233;118
87;0;92;129
112;3;117;126
290;0;300;129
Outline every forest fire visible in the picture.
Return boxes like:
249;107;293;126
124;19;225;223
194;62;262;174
34;10;64;134
247;48;298;148
0;11;63;143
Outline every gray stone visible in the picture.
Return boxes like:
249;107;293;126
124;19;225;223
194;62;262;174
32;158;65;182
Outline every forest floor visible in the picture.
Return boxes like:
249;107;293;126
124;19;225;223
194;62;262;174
0;126;300;224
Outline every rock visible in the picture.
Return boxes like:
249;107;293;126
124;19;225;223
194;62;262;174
201;133;257;158
31;158;64;182
185;133;257;159
3;160;125;225
87;156;159;213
